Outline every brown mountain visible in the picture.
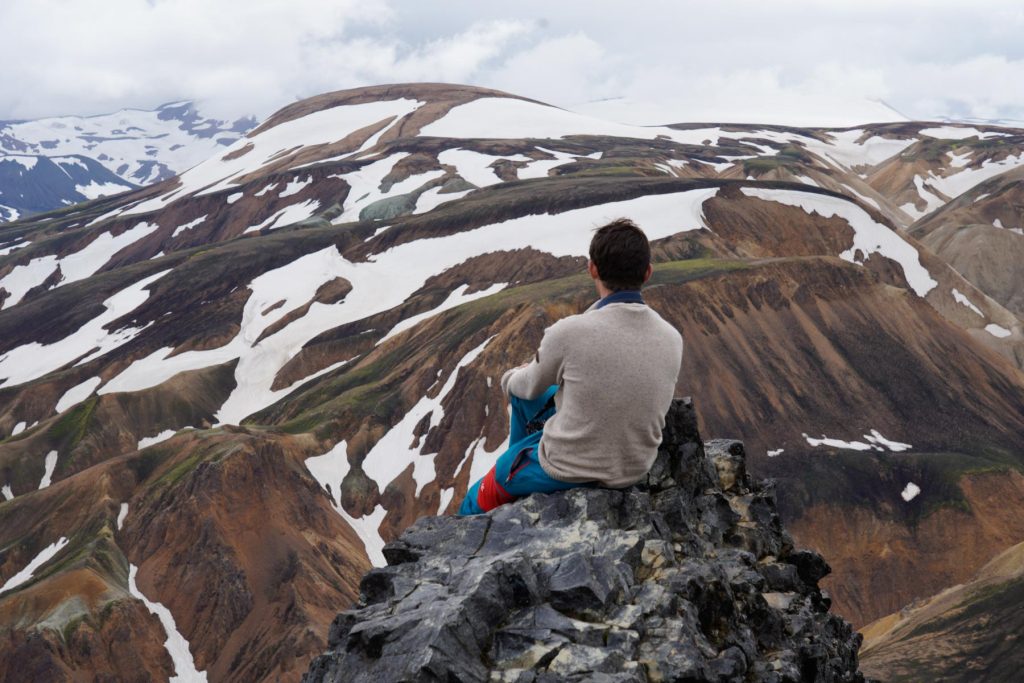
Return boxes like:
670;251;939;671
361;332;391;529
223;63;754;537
1;83;1023;681
908;167;1024;319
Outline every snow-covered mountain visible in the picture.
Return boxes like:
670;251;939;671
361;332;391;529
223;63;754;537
0;83;1022;682
0;102;256;222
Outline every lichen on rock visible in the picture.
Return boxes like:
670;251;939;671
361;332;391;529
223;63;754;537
304;398;867;683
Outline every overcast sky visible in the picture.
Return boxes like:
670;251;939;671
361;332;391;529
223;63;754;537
3;0;1023;127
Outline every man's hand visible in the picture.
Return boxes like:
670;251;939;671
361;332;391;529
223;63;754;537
501;355;541;399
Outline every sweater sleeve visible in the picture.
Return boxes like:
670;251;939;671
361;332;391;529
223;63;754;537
501;322;566;400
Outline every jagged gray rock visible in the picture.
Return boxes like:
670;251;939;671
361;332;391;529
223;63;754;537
304;399;867;683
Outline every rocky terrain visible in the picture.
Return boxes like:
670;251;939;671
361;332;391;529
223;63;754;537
0;83;1022;681
305;400;866;683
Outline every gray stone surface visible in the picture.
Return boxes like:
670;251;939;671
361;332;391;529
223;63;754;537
304;398;867;683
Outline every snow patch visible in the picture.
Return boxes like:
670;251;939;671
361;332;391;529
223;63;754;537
2;155;39;171
767;449;784;457
138;430;177;449
387;169;446;196
900;202;923;220
243;199;320;233
38;450;58;488
927;154;1024;199
985;323;1012;338
465;434;510;486
912;175;946;215
802;433;873;451
438;487;456;515
1;484;12;501
696;159;735;173
947;150;972;168
412;187;473;215
918;126;1008;140
740;188;937;296
803;130;916;170
55;376;102;413
900;482;921;502
345;506;388;568
56;221;160;288
843;185;880;210
226;192;244;204
76;181;130;200
362;336;496;496
11;421;26;436
304;441;388;567
172;215;208;238
328;153;409;224
0;254;59;309
951;288;984;317
863;430;912;452
117;503;129;530
55;156;89;171
128;564;208;682
0;537;69;595
278;176;312;198
0;239;28;256
517;147;594;180
377;283;506;344
0;270;170;387
803;430;911;452
438;148;529;188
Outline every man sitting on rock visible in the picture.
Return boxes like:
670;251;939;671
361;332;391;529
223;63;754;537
458;218;684;515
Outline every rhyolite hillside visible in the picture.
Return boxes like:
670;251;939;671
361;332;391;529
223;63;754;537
0;83;1022;682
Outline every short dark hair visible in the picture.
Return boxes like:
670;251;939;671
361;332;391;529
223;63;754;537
589;218;651;291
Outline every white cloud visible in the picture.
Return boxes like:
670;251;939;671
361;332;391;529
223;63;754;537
891;55;1024;121
487;32;613;107
0;0;391;120
1;0;1023;126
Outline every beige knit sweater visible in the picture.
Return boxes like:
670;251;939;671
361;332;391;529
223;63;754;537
500;300;684;487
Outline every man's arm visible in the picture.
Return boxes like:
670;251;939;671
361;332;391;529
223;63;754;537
500;323;566;400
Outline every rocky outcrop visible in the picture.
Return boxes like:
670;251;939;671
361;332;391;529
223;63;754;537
304;399;866;683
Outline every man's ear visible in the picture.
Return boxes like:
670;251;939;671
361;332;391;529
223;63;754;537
643;263;653;283
588;260;601;280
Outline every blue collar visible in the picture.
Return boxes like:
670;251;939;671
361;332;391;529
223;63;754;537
595;290;645;309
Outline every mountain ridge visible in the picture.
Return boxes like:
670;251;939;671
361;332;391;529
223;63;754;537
0;101;256;223
0;82;1022;681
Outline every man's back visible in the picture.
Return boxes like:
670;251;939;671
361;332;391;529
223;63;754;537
502;300;683;487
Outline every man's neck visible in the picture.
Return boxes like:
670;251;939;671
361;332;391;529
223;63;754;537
595;289;645;310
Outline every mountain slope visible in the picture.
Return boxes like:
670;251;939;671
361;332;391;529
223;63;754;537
859;540;1024;681
1;83;1023;681
908;167;1024;318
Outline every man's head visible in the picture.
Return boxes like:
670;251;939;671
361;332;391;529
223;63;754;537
588;218;653;293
